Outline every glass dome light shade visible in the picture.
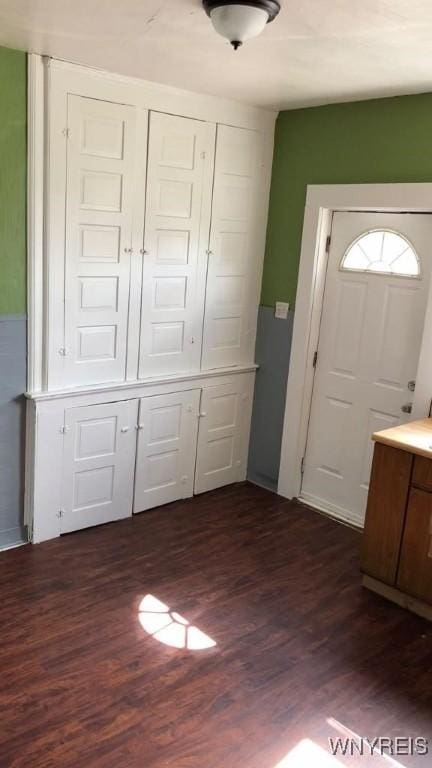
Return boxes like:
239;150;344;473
209;4;269;47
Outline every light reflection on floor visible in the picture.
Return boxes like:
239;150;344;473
272;722;409;768
138;594;217;650
273;739;345;768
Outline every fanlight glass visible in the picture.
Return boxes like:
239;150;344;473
341;229;420;278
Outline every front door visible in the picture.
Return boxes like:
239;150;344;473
301;211;432;526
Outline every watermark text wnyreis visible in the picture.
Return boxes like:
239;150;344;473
329;736;429;757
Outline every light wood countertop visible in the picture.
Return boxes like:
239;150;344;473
373;418;432;459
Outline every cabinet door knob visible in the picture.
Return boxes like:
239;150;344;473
140;248;149;255
121;426;129;433
199;411;207;418
401;403;413;414
124;247;133;254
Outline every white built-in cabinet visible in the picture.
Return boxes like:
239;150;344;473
59;96;264;388
28;372;254;540
25;57;275;542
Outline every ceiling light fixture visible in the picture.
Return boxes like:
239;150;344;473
203;0;281;50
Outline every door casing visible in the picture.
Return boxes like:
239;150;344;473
278;183;432;516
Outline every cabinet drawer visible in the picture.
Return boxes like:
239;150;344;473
397;488;432;605
412;455;432;492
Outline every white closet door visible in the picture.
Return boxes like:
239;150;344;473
194;378;252;494
139;112;216;378
201;125;263;370
64;96;143;386
134;389;200;513
61;400;138;534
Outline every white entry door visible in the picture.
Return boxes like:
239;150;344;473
134;390;201;513
61;400;138;534
301;212;432;527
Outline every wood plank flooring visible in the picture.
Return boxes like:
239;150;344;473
1;483;432;768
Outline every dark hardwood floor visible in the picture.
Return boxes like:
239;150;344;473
1;483;431;768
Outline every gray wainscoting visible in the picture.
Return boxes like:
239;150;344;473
248;306;293;491
0;314;27;549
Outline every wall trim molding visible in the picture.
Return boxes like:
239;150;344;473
0;314;26;322
278;182;432;502
48;57;277;131
26;364;258;403
27;53;45;393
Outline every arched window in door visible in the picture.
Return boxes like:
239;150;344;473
341;229;420;278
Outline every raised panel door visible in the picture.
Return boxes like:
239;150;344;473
194;378;253;494
139;112;216;378
64;96;146;386
302;211;432;527
134;389;201;512
201;125;263;370
61;400;138;533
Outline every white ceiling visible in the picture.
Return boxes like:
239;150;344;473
1;0;432;110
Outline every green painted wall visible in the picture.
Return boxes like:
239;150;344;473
262;92;432;308
0;47;26;316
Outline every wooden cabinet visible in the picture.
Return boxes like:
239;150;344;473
362;442;413;586
412;455;432;491
397;488;432;605
362;418;432;619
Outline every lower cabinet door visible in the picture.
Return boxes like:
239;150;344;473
61;400;138;534
194;379;251;494
134;390;200;513
397;487;432;605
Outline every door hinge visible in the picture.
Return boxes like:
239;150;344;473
325;235;331;253
301;456;305;475
312;350;318;368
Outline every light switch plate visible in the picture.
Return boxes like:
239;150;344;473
275;301;289;320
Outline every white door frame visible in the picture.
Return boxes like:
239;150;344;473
278;183;432;505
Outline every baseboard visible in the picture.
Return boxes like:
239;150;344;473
363;574;432;622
